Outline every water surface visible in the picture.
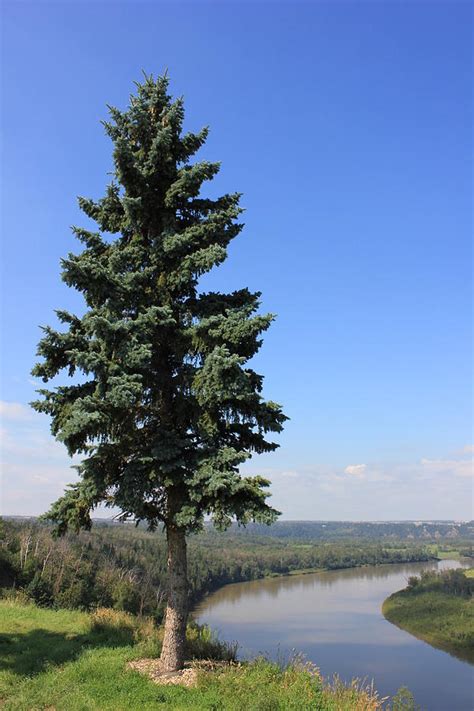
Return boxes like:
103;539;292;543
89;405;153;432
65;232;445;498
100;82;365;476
194;559;473;710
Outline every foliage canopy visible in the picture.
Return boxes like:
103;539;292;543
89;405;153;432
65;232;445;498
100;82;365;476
32;73;286;536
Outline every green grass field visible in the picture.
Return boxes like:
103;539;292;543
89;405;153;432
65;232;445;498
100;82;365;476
382;590;474;664
0;599;413;711
424;544;462;560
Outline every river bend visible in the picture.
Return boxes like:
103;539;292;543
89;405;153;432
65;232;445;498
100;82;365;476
194;559;473;711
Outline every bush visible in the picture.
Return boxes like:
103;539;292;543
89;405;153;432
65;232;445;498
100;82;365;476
186;621;238;662
389;686;420;710
112;580;141;614
26;573;53;606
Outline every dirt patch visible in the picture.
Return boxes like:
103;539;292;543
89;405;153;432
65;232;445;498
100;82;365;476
128;658;198;687
127;658;237;688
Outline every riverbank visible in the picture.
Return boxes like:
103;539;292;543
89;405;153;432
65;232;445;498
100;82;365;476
382;568;474;664
263;556;443;581
192;557;442;609
0;599;405;710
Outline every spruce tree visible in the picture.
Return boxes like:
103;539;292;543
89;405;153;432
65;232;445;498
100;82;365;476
32;74;286;672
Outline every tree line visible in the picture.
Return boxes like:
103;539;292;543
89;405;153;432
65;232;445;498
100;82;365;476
227;520;474;541
406;568;474;598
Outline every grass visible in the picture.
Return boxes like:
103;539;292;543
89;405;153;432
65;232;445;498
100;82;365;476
424;544;462;560
436;550;461;560
382;588;474;664
0;599;417;710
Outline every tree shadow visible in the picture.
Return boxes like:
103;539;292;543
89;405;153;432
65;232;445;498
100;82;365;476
0;622;136;677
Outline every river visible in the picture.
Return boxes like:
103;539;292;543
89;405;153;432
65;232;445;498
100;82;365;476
194;559;473;710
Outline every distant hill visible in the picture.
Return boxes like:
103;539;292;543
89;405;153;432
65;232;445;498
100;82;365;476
4;516;473;542
206;519;474;542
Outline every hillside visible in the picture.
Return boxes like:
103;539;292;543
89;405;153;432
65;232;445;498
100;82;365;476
0;600;415;711
0;518;435;618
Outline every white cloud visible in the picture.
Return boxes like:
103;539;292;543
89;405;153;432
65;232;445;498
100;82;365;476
344;464;367;477
0;401;33;421
0;405;80;516
280;470;300;479
420;457;473;479
242;445;473;520
461;445;474;455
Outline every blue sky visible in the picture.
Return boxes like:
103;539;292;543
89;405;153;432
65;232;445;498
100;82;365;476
1;1;472;520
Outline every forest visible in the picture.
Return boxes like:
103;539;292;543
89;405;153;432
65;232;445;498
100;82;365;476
0;517;456;620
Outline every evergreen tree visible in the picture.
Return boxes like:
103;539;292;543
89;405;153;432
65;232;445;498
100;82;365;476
32;74;287;671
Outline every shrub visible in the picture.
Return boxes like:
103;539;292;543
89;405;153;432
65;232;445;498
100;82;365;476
186;621;238;662
26;573;53;606
389;686;420;710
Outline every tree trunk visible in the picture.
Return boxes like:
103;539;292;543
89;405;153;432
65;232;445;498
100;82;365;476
159;525;188;672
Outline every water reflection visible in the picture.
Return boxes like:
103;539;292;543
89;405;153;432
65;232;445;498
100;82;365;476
194;559;473;711
195;560;460;606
